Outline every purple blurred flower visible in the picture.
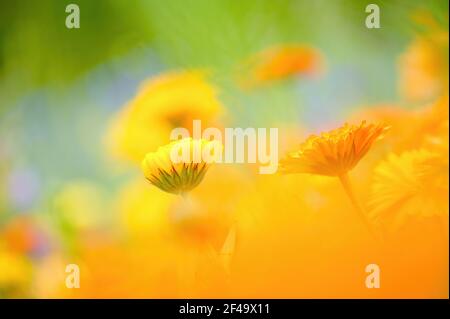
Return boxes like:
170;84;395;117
7;168;40;211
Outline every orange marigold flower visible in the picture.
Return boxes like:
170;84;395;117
280;121;389;240
238;44;324;89
280;121;389;177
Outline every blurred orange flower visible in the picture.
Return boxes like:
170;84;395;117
398;13;449;104
117;177;174;241
238;44;324;89
351;94;449;155
370;149;449;230
1;217;40;255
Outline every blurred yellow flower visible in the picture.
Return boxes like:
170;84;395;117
280;121;388;177
0;248;32;297
106;71;224;162
370;149;449;230
117;177;174;240
398;13;449;104
142;138;222;195
238;44;324;89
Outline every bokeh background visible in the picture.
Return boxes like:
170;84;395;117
0;0;448;298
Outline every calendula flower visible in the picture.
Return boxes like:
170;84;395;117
238;44;324;89
280;121;389;177
280;121;389;239
142;138;222;195
370;149;449;230
106;71;224;162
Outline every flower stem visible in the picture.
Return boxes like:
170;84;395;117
338;173;378;240
219;224;237;275
180;192;193;206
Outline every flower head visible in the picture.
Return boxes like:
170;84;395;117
142;138;222;195
280;121;389;176
369;149;448;229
